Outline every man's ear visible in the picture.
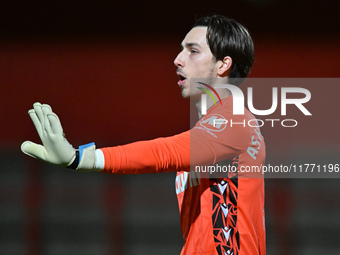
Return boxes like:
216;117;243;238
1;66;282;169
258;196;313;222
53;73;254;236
217;56;232;77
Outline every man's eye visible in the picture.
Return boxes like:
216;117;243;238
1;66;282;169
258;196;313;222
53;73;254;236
191;49;198;54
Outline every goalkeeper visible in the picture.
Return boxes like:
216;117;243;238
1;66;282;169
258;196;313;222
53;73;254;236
22;15;266;255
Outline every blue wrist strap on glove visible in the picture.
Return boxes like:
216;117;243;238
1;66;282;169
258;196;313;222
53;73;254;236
79;142;95;165
67;142;95;170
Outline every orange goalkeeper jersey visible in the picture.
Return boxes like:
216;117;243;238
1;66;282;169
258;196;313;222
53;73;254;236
100;96;266;255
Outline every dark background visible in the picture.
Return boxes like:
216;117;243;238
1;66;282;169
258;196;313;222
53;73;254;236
0;0;339;254
1;0;338;38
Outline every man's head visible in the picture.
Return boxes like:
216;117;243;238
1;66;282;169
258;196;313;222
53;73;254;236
174;15;254;98
193;15;255;82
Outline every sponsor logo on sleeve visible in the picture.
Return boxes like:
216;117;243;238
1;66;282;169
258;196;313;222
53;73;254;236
199;114;228;132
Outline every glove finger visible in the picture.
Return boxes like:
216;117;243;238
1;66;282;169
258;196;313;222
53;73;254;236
47;113;63;135
33;102;45;131
42;104;53;134
28;109;43;138
21;141;47;161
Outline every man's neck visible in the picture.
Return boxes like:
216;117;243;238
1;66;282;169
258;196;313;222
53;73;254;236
195;88;232;119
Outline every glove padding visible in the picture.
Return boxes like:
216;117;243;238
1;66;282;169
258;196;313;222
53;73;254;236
21;102;76;167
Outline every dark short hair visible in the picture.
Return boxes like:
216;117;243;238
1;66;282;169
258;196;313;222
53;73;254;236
193;15;254;85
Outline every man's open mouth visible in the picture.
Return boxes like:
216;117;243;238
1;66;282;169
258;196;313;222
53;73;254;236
177;72;187;86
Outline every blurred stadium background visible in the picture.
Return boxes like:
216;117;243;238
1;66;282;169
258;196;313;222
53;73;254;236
0;0;339;254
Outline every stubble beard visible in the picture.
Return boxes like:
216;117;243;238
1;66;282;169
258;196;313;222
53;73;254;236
186;65;217;100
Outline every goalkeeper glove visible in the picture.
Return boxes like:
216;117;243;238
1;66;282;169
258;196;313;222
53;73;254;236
21;102;100;172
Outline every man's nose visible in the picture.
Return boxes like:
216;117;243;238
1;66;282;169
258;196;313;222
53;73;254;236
174;51;185;68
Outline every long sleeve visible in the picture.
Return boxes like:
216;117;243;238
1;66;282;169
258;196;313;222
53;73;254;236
99;121;248;175
99;97;256;175
100;131;192;174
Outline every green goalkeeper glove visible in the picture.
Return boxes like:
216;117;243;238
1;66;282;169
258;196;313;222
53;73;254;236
21;102;98;171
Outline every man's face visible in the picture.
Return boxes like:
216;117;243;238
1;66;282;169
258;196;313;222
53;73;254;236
174;26;219;99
